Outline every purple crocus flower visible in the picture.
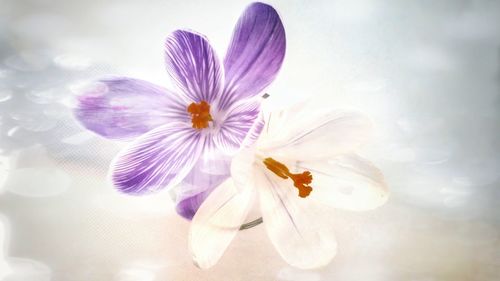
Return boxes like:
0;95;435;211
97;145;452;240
74;2;286;219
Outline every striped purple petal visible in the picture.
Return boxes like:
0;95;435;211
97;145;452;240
241;111;265;148
218;2;286;110
165;30;223;104
110;122;205;194
176;189;213;220
175;138;231;219
213;98;261;153
74;78;190;140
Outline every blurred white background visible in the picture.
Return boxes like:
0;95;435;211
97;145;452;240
0;0;499;280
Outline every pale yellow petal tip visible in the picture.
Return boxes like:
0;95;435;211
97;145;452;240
359;185;390;211
190;245;217;270
377;189;391;208
375;179;391;208
191;254;211;270
192;258;202;269
363;167;390;210
188;235;204;269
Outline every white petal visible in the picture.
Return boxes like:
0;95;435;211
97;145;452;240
256;168;337;269
258;105;373;161
293;154;389;211
189;150;256;269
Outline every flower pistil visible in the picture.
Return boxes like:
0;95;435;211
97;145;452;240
263;157;313;198
187;101;213;129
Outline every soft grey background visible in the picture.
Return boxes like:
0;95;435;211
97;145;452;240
0;0;499;280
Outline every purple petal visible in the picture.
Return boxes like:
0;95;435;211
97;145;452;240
111;122;205;194
241;111;265;148
214;98;261;153
74;78;189;140
175;139;232;220
165;30;223;104
219;2;286;109
176;189;212;220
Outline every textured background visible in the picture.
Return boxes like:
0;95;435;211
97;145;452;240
1;0;500;280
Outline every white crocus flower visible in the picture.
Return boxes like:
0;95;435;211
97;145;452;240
189;101;389;269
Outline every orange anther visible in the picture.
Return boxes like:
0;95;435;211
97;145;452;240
187;101;213;129
263;158;313;198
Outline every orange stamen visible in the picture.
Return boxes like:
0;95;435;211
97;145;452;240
263;157;313;198
187;101;213;129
